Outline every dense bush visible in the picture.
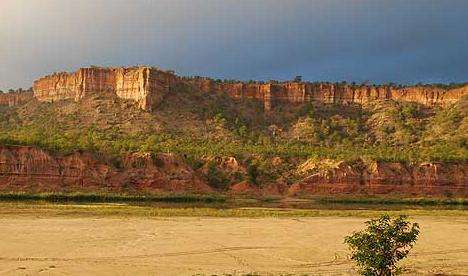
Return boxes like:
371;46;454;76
345;214;420;275
0;97;466;164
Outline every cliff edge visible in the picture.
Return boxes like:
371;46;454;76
22;66;468;111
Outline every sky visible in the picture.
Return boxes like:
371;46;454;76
1;0;467;90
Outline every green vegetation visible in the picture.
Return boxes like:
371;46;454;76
0;192;226;204
419;82;468;89
1;97;466;162
0;192;465;211
345;215;420;275
0;88;466;188
317;197;468;206
0;201;466;218
206;161;230;189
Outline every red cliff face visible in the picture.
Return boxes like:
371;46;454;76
0;91;33;107
186;79;468;111
16;66;466;112
0;146;211;193
288;160;467;196
0;146;465;196
32;67;177;111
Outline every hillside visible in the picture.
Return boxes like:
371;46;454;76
0;73;467;196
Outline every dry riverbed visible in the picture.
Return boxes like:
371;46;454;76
0;203;467;275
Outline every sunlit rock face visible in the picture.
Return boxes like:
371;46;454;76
0;146;212;193
0;145;466;196
185;78;468;111
0;90;33;107
33;66;176;111
29;66;468;112
288;160;468;196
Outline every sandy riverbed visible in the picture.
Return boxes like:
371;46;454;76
0;214;467;275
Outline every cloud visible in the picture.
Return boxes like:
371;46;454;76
1;0;467;90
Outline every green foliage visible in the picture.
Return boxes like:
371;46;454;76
206;161;230;190
344;214;420;275
0;94;466;173
247;162;259;185
319;197;468;206
367;101;426;146
0;192;226;204
420;82;468;89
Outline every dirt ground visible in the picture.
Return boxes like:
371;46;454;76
0;215;467;275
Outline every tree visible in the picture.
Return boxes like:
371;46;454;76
247;162;259;185
344;214;420;275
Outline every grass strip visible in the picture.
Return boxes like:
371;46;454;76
316;197;468;206
0;202;466;218
0;192;226;204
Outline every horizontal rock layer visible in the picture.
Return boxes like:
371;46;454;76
0;146;211;193
0;146;465;196
289;160;467;196
186;78;468;111
26;66;468;111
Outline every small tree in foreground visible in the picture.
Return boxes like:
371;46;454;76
344;214;420;275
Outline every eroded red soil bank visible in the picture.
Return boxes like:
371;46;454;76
0;146;466;196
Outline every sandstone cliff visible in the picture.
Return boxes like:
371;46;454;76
289;160;467;196
33;67;177;111
0;146;465;196
0;146;211;193
0;90;33;107
185;78;468;111
24;66;468;112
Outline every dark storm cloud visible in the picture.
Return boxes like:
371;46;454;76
1;0;467;90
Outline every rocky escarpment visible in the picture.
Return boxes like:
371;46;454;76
0;146;211;193
1;66;460;112
185;78;468;111
0;90;34;107
0;146;465;196
289;160;467;196
33;67;176;111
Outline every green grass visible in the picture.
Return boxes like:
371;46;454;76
315;197;468;206
1;192;466;207
0;202;466;218
0;192;466;219
0;192;226;204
